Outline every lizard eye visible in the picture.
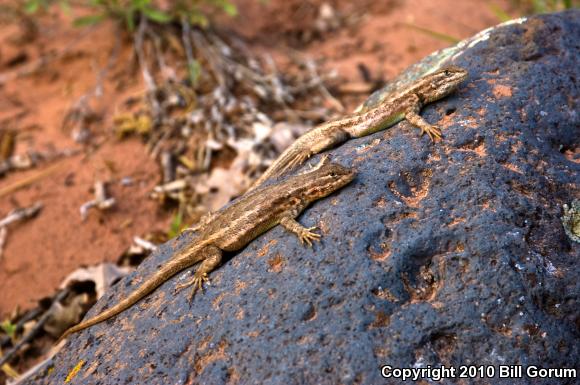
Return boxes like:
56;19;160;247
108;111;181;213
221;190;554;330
444;70;450;76
329;172;336;177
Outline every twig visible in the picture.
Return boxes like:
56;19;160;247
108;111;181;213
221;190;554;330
94;25;121;97
160;151;174;184
7;355;54;385
152;179;187;196
0;148;79;176
206;32;278;89
0;162;66;198
285;71;338;94
134;16;161;120
148;27;175;81
263;54;298;122
0;202;43;228
61;94;92;143
135;17;157;93
181;17;196;83
191;30;226;88
402;22;461;44
133;236;157;252
0;289;69;368
0;308;43;349
0;227;6;261
148;127;171;160
264;54;291;105
304;58;344;112
0;202;42;261
79;181;115;221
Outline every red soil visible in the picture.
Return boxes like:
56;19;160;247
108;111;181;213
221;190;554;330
0;0;516;317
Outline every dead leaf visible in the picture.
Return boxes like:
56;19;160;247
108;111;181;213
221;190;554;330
197;166;247;211
59;263;131;299
270;122;309;153
43;294;89;338
0;129;16;161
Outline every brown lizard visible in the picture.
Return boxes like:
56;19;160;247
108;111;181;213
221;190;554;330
251;66;468;189
59;160;355;341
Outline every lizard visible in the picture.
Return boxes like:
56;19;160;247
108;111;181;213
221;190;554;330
250;66;468;189
58;160;355;341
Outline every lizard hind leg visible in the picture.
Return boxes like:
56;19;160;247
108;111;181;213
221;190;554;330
174;245;222;301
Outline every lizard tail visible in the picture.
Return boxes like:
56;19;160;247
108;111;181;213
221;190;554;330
253;124;349;190
250;148;308;190
58;245;205;343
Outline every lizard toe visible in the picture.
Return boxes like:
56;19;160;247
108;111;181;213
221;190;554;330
300;228;321;247
189;274;210;300
426;126;442;141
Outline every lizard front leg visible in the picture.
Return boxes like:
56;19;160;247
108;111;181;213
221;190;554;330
182;211;215;233
280;217;321;247
299;154;330;175
405;97;442;141
175;245;222;299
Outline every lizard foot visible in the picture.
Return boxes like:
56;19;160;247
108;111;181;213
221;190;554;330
181;212;215;234
281;152;311;175
309;154;330;170
420;125;442;141
300;155;330;175
175;273;210;300
298;226;321;247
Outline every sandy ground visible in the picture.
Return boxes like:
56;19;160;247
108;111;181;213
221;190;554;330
0;0;517;317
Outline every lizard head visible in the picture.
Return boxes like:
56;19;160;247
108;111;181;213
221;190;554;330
300;162;355;200
417;66;468;103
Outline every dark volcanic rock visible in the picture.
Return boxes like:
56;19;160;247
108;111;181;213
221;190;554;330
34;10;579;385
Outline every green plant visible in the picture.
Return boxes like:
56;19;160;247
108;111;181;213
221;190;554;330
0;319;17;339
489;3;513;22
24;0;66;13
167;210;185;239
492;0;577;19
490;0;576;24
403;23;460;44
23;0;238;30
521;0;575;13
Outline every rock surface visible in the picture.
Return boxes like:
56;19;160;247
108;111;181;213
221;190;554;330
34;10;578;385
